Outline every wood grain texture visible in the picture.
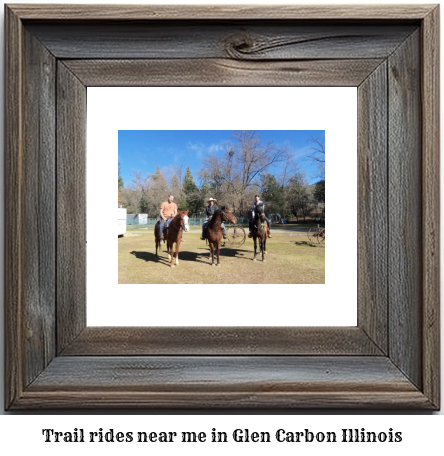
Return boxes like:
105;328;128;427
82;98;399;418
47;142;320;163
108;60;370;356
64;59;384;87
388;30;422;389
357;62;388;354
25;22;417;60
4;4;440;410
61;327;383;356
56;62;87;353
16;390;433;410
5;4;24;410
14;356;433;409
421;6;440;409
21;28;57;387
29;356;418;391
7;4;435;20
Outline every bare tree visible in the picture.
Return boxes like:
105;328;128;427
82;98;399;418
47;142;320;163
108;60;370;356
278;144;299;187
199;131;290;216
119;167;169;217
120;187;139;214
286;173;317;222
149;167;169;215
306;135;325;180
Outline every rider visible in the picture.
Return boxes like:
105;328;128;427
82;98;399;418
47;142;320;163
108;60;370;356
200;197;227;240
248;194;272;238
158;194;178;241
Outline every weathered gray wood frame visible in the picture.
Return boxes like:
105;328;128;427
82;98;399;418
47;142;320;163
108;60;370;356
5;5;440;409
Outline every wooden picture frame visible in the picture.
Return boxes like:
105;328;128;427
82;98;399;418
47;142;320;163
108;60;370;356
5;4;440;410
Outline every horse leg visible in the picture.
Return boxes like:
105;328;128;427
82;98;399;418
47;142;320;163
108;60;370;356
216;241;220;266
166;240;171;263
154;224;158;258
253;236;257;261
262;237;266;262
175;240;180;266
170;242;175;267
209;243;215;266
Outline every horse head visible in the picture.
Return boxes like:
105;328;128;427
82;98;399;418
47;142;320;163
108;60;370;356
178;210;189;232
220;206;237;224
183;214;190;232
256;202;265;215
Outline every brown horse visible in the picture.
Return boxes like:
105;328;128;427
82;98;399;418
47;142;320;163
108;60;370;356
205;206;237;266
155;211;189;266
252;206;267;262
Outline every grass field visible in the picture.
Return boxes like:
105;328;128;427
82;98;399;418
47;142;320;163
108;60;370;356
118;225;325;284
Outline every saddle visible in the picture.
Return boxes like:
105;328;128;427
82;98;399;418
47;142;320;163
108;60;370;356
157;218;171;241
253;217;266;230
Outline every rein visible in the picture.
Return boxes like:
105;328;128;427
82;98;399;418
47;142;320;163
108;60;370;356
222;209;236;224
168;216;185;234
208;211;225;227
254;214;266;231
221;211;230;223
208;208;236;228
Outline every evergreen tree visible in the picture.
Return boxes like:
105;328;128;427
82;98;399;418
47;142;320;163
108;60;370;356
182;167;203;215
287;174;311;221
183;166;199;194
260;173;285;215
313;179;325;203
313;179;325;219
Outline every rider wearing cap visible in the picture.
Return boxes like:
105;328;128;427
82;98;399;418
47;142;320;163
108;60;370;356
248;194;272;238
200;197;227;240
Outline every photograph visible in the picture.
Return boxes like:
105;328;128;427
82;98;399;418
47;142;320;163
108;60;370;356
3;2;439;413
118;130;325;283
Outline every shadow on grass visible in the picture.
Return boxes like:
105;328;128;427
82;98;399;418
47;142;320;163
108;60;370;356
129;249;229;265
130;246;253;267
130;250;170;265
197;247;252;259
219;247;251;258
294;241;318;247
197;248;253;262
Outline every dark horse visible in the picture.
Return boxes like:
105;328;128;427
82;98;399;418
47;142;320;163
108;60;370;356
252;203;267;262
154;211;189;266
205;206;237;266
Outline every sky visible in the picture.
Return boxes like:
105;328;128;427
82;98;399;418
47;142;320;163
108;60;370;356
118;130;325;188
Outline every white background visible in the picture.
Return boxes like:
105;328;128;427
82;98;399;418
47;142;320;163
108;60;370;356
0;0;442;449
87;87;357;326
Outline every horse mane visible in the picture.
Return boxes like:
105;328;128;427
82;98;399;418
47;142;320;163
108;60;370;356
207;206;226;228
168;211;188;234
167;213;181;233
253;212;267;235
173;210;188;222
